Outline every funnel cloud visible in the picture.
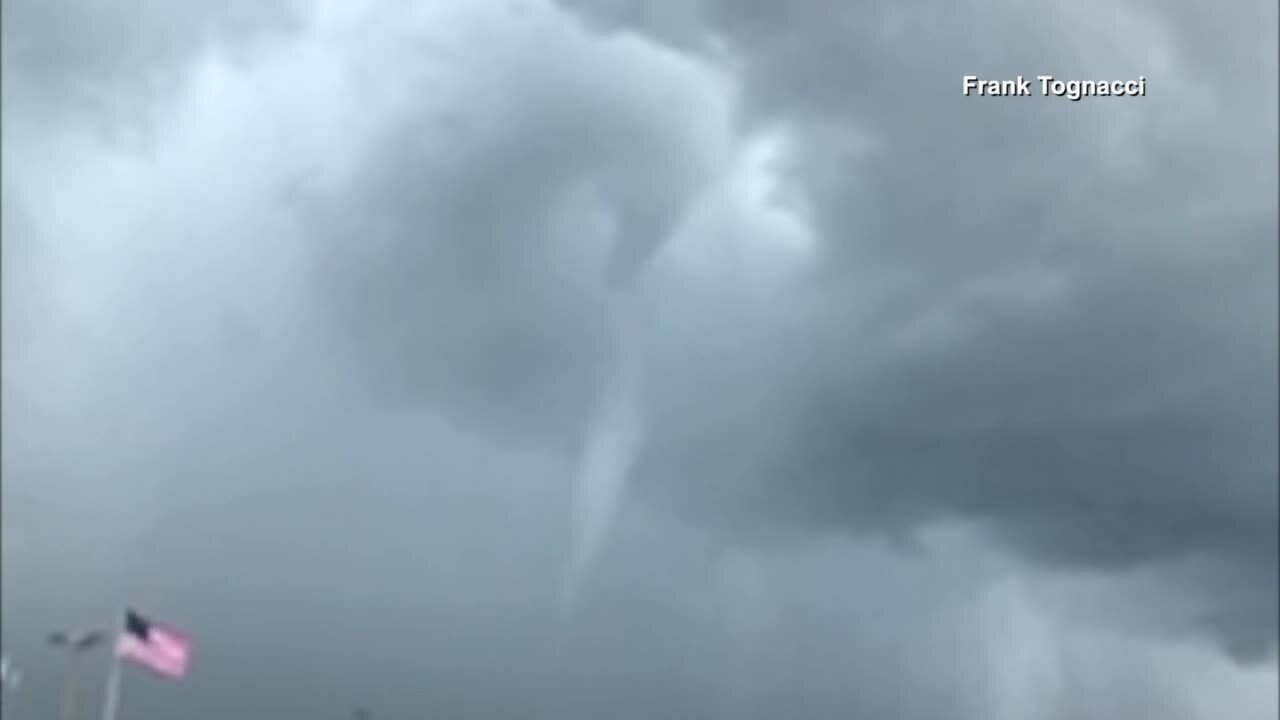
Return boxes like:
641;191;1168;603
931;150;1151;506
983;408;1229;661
561;290;648;618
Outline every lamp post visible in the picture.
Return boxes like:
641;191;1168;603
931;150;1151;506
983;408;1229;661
1;654;18;688
47;630;106;720
1;654;20;707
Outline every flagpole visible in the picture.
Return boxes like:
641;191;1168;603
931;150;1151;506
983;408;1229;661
101;652;122;720
100;619;123;720
61;651;80;720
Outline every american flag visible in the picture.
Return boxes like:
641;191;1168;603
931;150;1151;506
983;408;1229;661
116;609;191;679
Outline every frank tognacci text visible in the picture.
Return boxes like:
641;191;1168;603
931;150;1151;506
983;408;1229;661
962;75;1147;100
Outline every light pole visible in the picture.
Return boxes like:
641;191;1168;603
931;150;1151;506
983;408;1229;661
47;630;106;720
1;654;20;709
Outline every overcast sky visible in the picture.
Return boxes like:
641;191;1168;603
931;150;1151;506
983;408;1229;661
2;1;1276;718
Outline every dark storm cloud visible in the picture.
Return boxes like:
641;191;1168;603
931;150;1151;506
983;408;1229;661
2;0;1276;718
302;7;727;444
296;0;1276;660
554;0;1276;622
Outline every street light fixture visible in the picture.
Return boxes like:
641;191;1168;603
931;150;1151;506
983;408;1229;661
48;630;107;720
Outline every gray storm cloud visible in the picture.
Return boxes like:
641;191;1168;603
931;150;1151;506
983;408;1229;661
2;0;1276;718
